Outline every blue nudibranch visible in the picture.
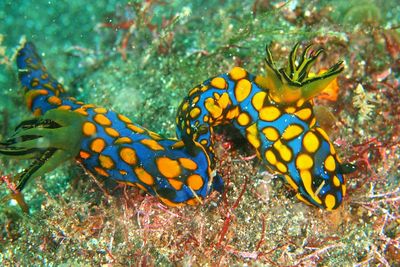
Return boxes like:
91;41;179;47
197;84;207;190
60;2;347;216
0;41;352;210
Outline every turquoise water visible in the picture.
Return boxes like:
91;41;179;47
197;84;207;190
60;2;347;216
0;0;399;265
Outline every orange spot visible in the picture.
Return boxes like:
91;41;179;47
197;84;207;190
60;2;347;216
82;122;96;136
159;197;183;207
105;127;120;137
156;157;181;179
186;174;204;191
94;114;111;126
135;183;148;192
134;167;154;185
114;137;132;144
118;114;132;123
33;108;42;117
57;105;72;110
178;158;198;170
119;170;128;176
90;138;106;153
148;131;162;140
140;139;164;151
126;123;145;133
79;150;91;159
119;147;137;165
98;154;114;169
82;104;95;109
169;179;183;190
25;89;48;110
47;96;62;105
74;108;88;116
186;198;200;206
94;166;109;177
94;107;107;114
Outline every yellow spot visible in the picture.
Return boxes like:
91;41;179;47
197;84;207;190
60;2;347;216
181;101;189;111
276;162;287;173
134;167;154;185
333;175;341;187
156;157;181;178
342;184;346;196
246;124;260;149
192;96;200;104
171;140;184;149
251;91;267;111
237;112;250;126
94;114;111;126
169;179;183;190
325;194;336;210
178;158;198;170
57;105;72;110
47;96;62;105
99;154;114;169
187;174;204;190
296;153;313;170
300;170;322;204
82;104;95;109
127;123;145;133
310;117;317;127
225;106;239;120
148;131;163;141
210;77;227;89
188;87;199;96
282;124;303;140
295;108;312;121
190;107;201;119
140;139;165;151
235;79;251;102
229;66;246;80
265;150;277;165
119;147;137;165
303;131;320;153
94;167;109;177
25;89;49;110
218;92;230;109
285;107;296;113
82;122;96;136
118;114;132;123
296;98;305;108
105;127;120;137
284;175;298;191
296;193;312;206
79;150;90;159
205;98;222;118
119;170;127;175
274;140;292;162
90;138;106;153
259;106;281;121
94;107;107;114
114;137;132;144
262;127;279;142
324;155;336;172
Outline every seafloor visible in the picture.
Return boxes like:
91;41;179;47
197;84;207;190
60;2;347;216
0;0;399;266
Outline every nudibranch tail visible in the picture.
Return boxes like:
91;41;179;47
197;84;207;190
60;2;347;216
0;109;85;191
263;43;344;103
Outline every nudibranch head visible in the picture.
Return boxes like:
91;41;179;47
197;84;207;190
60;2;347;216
258;43;352;210
263;43;344;104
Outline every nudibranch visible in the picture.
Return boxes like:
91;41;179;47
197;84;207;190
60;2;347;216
176;43;354;210
0;42;223;207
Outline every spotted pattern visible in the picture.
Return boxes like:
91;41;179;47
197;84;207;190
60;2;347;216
13;41;347;210
176;65;347;210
